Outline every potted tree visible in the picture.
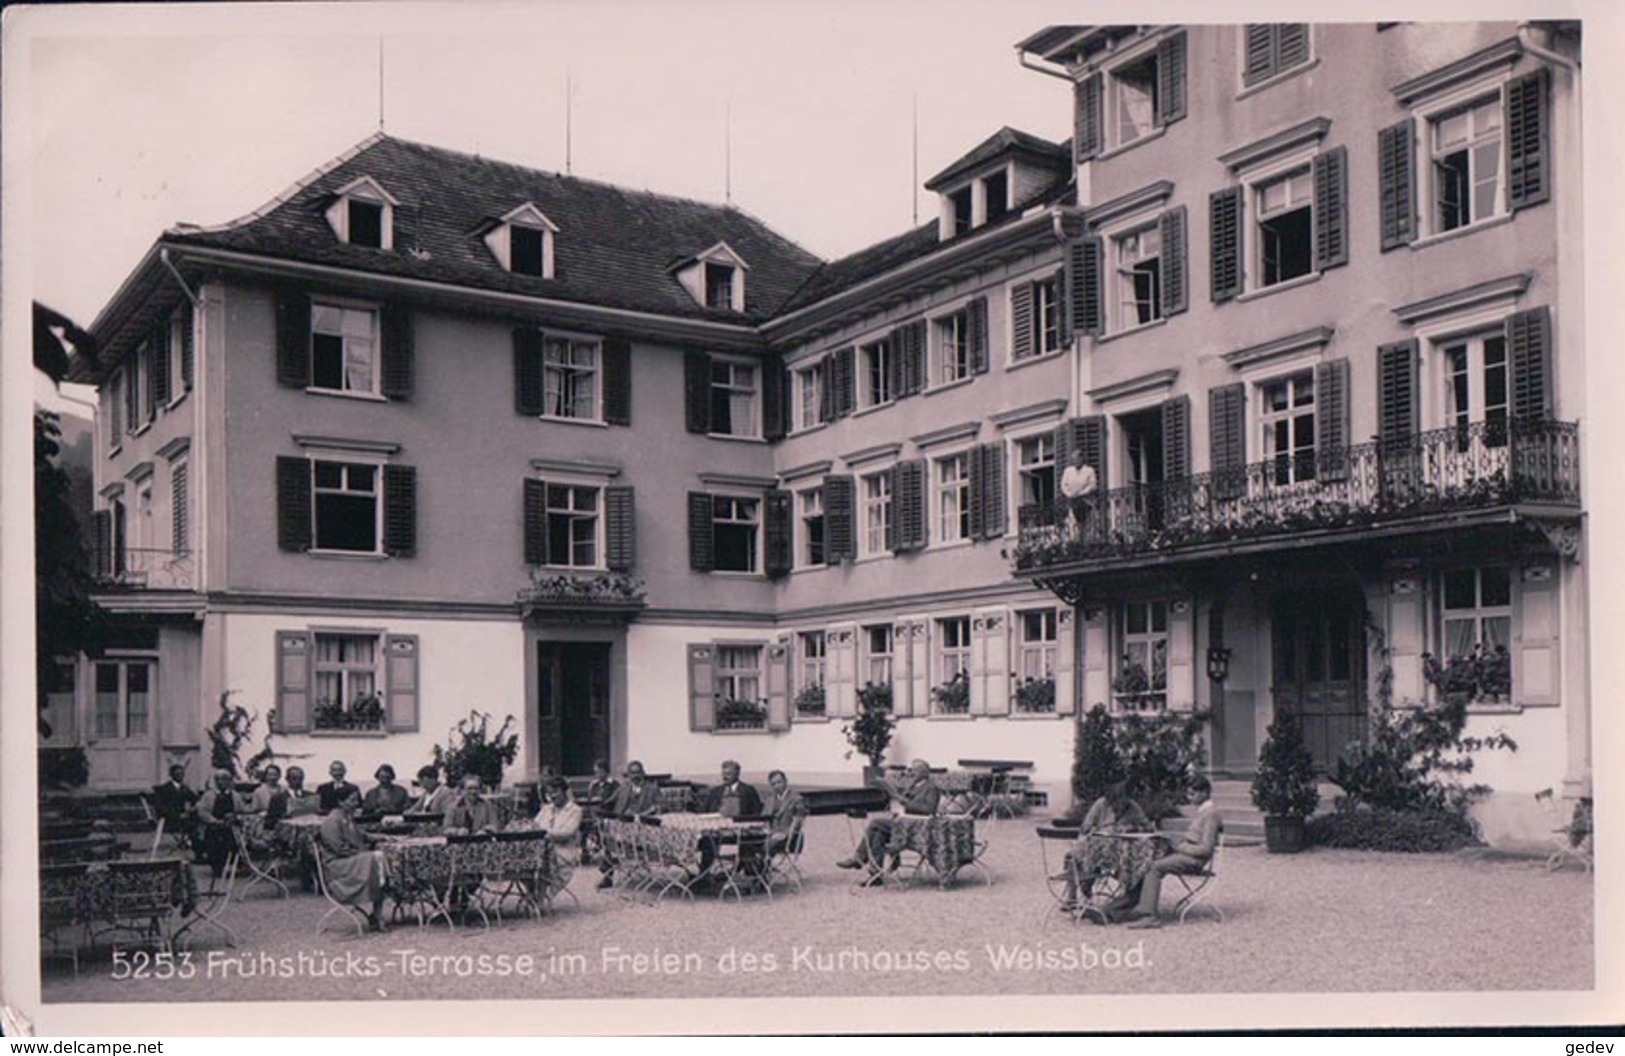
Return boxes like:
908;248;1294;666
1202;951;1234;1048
842;682;896;786
1251;712;1320;853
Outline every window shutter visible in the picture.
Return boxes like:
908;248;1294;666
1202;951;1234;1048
1243;24;1275;85
763;359;787;440
1158;31;1188;125
901;322;927;396
171;461;188;555
125;356;138;434
883;467;900;553
684;350;712;434
1208;384;1246;500
523;478;550;566
766;640;791;731
687;643;716;732
1316;358;1351;481
1075;72;1103;162
1377;339;1420;442
1378;119;1417;250
1513;565;1561;706
1076;416;1108;494
1277;24;1309;70
1055;610;1077;716
384;634;420;732
832;346;855;417
1313;145;1349;271
967;446;986;541
1507;68;1551;211
764;488;793;578
1162;395;1191;481
513;327;545;416
382;464;417;557
275;630;312;734
887;328;906;400
687;491;715;571
1507;306;1553;422
152;320;172;407
978;441;1008;540
824;474;855;562
893;460;926;553
968;297;990;375
274;287;311;388
605;485;636;572
1011;281;1034;360
1209;186;1243;302
109;373;123;440
93;509;112;579
818;354;835;423
1160;206;1189;316
1066;237;1103;337
603;336;633;425
380;304;414;400
178;309;195;392
275;455;312;553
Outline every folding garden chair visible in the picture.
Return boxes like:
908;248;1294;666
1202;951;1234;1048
1168;835;1225;924
312;847;370;937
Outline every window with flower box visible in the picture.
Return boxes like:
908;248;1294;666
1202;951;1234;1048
312;633;383;731
1013;609;1058;714
274;630;418;734
1434;566;1512;702
932;617;972;715
1114;601;1168;712
795;631;827;717
715;645;767;729
864;624;894;688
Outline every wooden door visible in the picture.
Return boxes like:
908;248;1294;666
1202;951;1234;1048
86;659;158;789
1271;590;1365;769
536;641;612;777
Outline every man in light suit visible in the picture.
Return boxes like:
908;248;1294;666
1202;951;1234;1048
409;765;454;817
1125;775;1222;928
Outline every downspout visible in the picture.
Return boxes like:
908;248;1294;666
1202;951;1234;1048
159;248;200;306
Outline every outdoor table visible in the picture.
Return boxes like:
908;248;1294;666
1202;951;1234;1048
39;857;198;950
1079;831;1167;896
39;834;124;863
378;833;556;926
934;771;990;816
646;813;770;899
272;814;324;858
886;814;978;876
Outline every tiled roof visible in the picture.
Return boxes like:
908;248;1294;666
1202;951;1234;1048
164;134;823;324
924;126;1071;191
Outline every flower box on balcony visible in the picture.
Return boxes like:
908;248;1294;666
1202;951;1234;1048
517;570;647;620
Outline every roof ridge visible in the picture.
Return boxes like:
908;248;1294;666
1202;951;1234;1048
170;130;387;236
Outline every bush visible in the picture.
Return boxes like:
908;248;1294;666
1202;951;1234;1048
842;683;896;771
38;746;90;790
1065;704;1207;823
1067;705;1124;820
1251;712;1320;818
1306;802;1480;853
432;711;520;786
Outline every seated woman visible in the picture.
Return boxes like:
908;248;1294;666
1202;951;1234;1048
316;788;389;931
1061;781;1152;912
533;777;583;863
363;764;411;816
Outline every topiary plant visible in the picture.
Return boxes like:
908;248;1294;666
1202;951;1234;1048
1068;704;1125;820
1251;712;1320;818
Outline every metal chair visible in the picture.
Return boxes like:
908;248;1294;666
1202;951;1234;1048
172;849;240;951
39;862;90;976
1036;823;1088;923
485;829;555;921
93;859;185;953
715;828;774;901
312;847;370;937
1167;835;1225;925
764;814;806;894
232;817;290;900
1537;789;1593;873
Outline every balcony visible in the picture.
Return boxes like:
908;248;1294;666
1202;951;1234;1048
517;570;647;622
98;547;196;591
1013;419;1580;575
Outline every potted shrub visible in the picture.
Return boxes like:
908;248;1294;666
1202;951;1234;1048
1251;712;1320;853
843;682;896;786
432;710;521;787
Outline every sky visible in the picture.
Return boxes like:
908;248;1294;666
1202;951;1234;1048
27;0;1085;328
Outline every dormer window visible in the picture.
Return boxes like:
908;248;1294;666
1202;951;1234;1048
704;263;736;309
676;242;749;312
324;176;397;250
950;188;975;237
939;166;1013;240
484;203;558;279
984;171;1010;223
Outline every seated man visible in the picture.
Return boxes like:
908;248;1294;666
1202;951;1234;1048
409;765;454;817
151;764;200;850
836;759;941;878
443;774;503;833
193;769;239;879
1061;781;1152;911
282;766;320;817
533;777;584;862
363;764;412;816
696;760;763;874
596;760;661;890
316;760;361;814
765;770;807;853
1125;776;1222;929
584;759;620;811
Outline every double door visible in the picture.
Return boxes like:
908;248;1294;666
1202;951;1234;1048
1270;589;1366;769
535;641;611;776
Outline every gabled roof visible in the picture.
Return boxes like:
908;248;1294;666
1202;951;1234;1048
162;134;822;325
924;126;1072;193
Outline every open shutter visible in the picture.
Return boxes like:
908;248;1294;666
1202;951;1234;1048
1011;281;1034;360
1277;24;1309;70
513;327;545;416
1514;565;1561;706
1243;24;1275;86
824;474;855;562
276;455;312;553
1158;30;1188;125
818;355;836;423
380;304;414;400
766;640;791;731
1160;206;1189;316
832;346;855;417
978;608;1013;717
178;309;195;391
171;461;189;555
968;297;990;375
93;509;112;579
1377;339;1420;442
152;320;172;407
763;359;787;440
605;485;636;572
688;644;716;732
1507;306;1553;422
275;630;312;733
1167;600;1195;710
1075;72;1103;162
882;468;900;553
967;446;987;540
687;492;715;571
1055;610;1077;716
1316;358;1351;481
1162;395;1191;482
384;634;420;732
893;460;926;552
1208;384;1246;500
275;287;310;388
1076;417;1108;494
828;624;858;719
1066;237;1103;337
764;488;793;578
684;351;712;434
523;479;550;566
978;441;1007;540
1313;145;1349;271
1379;119;1417;250
1081;609;1110;713
1210;186;1243;302
125;358;139;434
382;464;417;557
603;337;632;425
887;330;906;401
1507;68;1551;211
890;323;924;399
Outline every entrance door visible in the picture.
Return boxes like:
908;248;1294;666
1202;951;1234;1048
1120;409;1166;534
536;641;611;777
1271;590;1365;769
86;658;158;789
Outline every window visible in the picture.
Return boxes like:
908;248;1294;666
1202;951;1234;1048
949;187;974;237
715;645;764;707
705;263;737;310
313;633;381;730
1115;601;1168;711
136;340;157;426
168;308;193;400
865;624;894;687
1430;96;1503;233
511;225;547;276
1242;25;1311;87
1018;610;1058;680
935;453;971;544
1112;52;1160;147
936;616;972;682
860;471;892;557
984;170;1010;224
133;481;155;556
312;460;380;553
1258;372;1316;486
709;358;760;437
799;631;827;690
1440;567;1512;697
795;362;825;432
348;199;384;248
1017;434;1057;508
310;302;379;395
1256;167;1314;288
860;339;893;408
798;487;826;568
1033;277;1062;357
93;660;152;740
1442;331;1509;449
542;336;600;421
1114;224;1163;328
544;484;600;568
713;495;760;572
933;308;972;387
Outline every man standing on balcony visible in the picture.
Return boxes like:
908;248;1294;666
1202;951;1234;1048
1060;447;1097;540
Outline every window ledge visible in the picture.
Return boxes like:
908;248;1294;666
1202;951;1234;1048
927;713;975;722
1236;57;1321;101
789;422;830;439
307;549;390;562
923;376;975;398
537;415;609;430
1006;349;1066;373
131;423;153;439
792;713;831;724
710;570;767;579
791;563;830;576
1466;701;1523;715
852;553;890;566
1098;124;1168;162
165;391;190;413
1409;212;1515;251
109;443;124;458
309;729;392;739
1235;271;1322;304
305;387;388;403
708;727;776;736
706;433;767;445
1097;316;1169;346
850;401;894;420
1008;711;1063;721
929;538;975;554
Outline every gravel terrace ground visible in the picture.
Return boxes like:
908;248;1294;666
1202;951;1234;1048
41;814;1593;1004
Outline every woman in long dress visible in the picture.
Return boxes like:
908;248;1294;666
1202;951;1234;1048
317;788;388;931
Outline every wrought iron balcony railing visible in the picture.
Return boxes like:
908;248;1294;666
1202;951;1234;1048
1013;418;1579;571
98;547;196;590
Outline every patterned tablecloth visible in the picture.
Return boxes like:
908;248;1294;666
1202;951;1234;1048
39;857;199;930
886;815;978;874
1079;832;1165;890
270;814;325;858
379;834;556;901
656;812;769;838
